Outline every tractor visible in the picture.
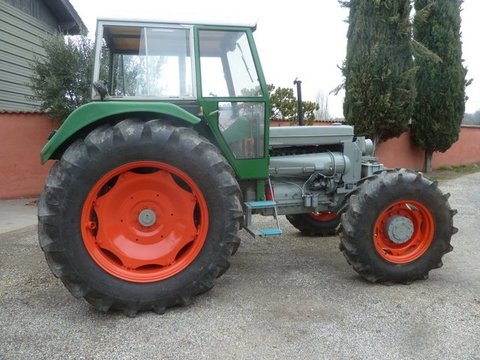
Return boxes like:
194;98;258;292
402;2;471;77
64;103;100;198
38;19;456;315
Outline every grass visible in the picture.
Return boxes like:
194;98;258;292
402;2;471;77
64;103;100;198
427;163;480;181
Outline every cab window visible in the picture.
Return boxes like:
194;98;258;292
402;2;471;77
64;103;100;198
198;30;262;98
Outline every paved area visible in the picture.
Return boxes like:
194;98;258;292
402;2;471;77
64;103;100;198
0;174;479;360
0;197;37;233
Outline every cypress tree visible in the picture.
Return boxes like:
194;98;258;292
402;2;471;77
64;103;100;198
411;0;467;171
342;0;415;145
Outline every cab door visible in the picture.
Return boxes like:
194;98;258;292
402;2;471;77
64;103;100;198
195;26;270;179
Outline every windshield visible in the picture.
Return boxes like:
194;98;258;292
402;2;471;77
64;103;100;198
96;24;193;98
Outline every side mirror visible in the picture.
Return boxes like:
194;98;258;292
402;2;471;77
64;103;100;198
93;80;108;101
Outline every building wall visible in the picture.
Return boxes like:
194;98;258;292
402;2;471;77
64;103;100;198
0;112;55;199
376;126;480;171
0;0;85;199
3;0;57;27
0;118;479;199
0;0;55;112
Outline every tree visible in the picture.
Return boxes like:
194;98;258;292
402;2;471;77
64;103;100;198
269;84;319;125
342;0;415;145
269;84;297;121
411;0;468;171
303;101;320;125
29;34;94;123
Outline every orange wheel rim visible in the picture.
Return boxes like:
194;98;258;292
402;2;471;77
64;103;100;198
308;212;337;221
374;200;434;264
81;161;209;283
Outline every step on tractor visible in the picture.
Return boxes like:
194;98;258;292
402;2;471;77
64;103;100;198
38;19;457;315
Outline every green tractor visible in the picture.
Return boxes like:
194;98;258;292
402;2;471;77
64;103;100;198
38;19;456;315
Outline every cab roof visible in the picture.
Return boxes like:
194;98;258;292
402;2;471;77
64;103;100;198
96;17;257;31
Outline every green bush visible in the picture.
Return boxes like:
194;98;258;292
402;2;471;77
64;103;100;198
269;84;319;125
30;34;94;123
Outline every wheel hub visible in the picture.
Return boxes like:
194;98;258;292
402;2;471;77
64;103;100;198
81;161;209;283
138;209;157;227
385;215;414;244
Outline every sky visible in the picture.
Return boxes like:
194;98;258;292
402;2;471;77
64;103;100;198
70;0;480;118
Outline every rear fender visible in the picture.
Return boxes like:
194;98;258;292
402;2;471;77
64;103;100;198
40;101;201;163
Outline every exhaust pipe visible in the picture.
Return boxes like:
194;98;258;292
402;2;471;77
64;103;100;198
293;78;303;126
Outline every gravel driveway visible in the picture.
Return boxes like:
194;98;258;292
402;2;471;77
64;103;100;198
1;173;479;360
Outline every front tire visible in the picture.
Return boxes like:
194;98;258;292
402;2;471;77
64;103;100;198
338;169;456;283
38;119;242;315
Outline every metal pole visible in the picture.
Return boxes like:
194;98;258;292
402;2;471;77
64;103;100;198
294;78;304;126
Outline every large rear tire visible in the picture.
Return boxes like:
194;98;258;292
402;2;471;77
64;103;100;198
338;169;457;283
38;119;242;315
286;212;340;236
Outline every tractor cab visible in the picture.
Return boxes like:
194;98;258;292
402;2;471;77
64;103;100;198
92;19;270;179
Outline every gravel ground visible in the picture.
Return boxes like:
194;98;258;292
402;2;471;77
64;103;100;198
0;173;479;360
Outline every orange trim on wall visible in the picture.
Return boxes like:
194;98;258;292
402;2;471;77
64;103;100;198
376;131;424;170
0;113;55;199
432;126;480;168
376;127;480;171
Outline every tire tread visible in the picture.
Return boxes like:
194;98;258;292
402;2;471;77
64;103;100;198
38;119;242;314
